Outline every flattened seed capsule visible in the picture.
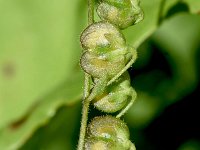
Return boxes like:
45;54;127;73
85;116;135;150
80;22;130;79
80;21;126;51
97;0;144;29
93;72;135;113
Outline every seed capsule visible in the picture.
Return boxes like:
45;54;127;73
85;116;135;150
80;21;126;51
80;22;135;79
97;0;144;29
93;72;136;113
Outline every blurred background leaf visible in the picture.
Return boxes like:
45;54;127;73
126;13;200;128
0;0;200;150
0;0;85;128
0;0;85;149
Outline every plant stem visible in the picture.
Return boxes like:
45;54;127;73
84;73;91;98
88;0;94;25
77;99;90;150
77;0;94;150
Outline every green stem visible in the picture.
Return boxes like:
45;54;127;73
107;52;137;86
88;0;94;25
77;99;90;150
77;0;94;149
84;73;91;98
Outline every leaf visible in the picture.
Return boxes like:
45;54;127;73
124;0;200;48
0;0;85;149
0;0;85;128
0;72;84;150
152;13;200;102
19;105;81;150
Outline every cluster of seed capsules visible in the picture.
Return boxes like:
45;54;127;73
80;0;143;149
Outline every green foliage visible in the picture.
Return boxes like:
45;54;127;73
0;0;200;149
126;13;200;129
0;0;84;149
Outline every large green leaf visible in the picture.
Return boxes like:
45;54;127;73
0;72;84;149
0;0;85;149
19;105;81;150
0;0;85;128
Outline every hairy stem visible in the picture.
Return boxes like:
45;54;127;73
77;0;94;150
88;0;94;25
77;99;90;150
84;73;91;98
107;53;137;86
